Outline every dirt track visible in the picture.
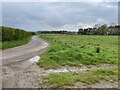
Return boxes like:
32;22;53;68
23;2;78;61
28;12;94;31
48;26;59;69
1;36;49;88
2;36;49;66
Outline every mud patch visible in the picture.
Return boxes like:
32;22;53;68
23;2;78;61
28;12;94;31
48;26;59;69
2;60;44;88
2;66;15;88
91;80;118;88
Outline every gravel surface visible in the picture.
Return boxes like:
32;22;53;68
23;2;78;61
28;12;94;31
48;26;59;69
2;36;49;88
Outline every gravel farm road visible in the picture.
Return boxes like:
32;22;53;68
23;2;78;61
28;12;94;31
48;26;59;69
1;36;50;88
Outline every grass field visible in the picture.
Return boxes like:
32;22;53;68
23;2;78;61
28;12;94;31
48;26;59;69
37;34;118;88
1;36;31;50
37;34;118;69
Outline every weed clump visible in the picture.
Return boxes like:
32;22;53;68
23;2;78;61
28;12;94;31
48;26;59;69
96;47;100;53
81;45;85;48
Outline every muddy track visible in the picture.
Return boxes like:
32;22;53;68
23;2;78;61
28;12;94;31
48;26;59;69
2;36;50;66
1;36;50;88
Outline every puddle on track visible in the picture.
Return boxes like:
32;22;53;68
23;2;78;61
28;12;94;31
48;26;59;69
45;66;88;74
44;64;117;74
29;56;40;63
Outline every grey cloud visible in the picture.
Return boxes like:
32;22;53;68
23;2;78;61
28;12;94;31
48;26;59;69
2;2;118;31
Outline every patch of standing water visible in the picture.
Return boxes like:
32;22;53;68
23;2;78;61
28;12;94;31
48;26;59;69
47;69;69;73
45;66;88;74
29;56;40;63
44;64;116;74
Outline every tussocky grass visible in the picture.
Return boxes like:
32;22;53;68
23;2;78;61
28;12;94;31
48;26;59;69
37;34;118;69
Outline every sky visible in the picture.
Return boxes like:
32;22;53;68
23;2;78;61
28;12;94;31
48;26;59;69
1;0;119;32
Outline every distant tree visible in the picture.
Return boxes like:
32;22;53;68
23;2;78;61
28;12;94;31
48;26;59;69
78;28;85;35
78;24;120;35
97;24;109;35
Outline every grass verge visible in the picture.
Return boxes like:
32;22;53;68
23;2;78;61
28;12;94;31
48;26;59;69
1;36;31;50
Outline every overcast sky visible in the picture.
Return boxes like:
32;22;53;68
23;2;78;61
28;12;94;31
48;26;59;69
2;1;119;31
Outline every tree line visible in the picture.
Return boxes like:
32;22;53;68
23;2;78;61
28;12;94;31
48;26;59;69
37;24;119;35
78;24;119;35
37;30;77;35
37;31;68;34
0;26;35;42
